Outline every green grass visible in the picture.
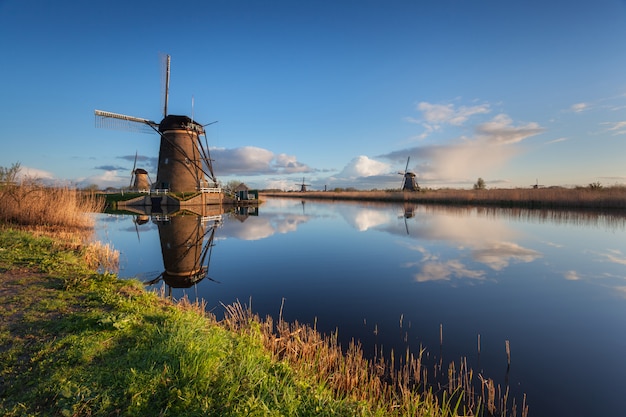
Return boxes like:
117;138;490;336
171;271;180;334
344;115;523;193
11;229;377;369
0;227;521;417
0;229;368;416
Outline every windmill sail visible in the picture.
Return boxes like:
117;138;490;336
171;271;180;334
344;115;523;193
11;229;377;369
94;110;158;133
160;53;170;118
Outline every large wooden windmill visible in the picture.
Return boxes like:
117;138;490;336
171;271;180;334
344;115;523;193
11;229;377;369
398;156;419;191
95;54;218;194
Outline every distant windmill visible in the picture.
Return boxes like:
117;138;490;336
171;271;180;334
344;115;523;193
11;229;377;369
398;157;419;191
531;179;544;189
296;177;311;192
95;54;218;194
128;151;152;191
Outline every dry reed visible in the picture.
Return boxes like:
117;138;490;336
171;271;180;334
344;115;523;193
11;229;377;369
0;180;104;229
217;300;528;416
263;186;626;210
0;180;118;272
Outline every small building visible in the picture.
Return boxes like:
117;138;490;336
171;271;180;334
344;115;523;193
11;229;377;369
234;183;259;201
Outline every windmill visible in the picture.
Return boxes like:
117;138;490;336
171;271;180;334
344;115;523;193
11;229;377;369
296;177;311;192
398;157;419;191
128;151;152;191
531;179;544;189
95;54;218;194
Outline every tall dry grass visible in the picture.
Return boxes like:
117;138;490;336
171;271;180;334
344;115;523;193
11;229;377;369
0;180;118;272
263;186;626;209
0;180;104;229
217;301;528;417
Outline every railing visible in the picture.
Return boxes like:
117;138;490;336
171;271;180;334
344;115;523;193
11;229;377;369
201;215;223;225
152;214;170;222
198;187;222;193
151;189;169;195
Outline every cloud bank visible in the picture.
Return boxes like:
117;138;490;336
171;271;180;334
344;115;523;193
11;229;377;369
382;102;545;184
212;146;312;176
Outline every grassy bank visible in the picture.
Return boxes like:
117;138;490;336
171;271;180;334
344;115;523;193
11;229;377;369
262;186;626;209
0;227;526;417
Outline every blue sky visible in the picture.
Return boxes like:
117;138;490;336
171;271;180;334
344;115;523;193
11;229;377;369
2;0;626;190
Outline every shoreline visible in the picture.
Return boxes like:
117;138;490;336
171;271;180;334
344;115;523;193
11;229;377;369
261;187;626;210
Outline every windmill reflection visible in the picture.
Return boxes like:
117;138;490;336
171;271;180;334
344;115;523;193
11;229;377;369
400;202;417;234
145;209;223;297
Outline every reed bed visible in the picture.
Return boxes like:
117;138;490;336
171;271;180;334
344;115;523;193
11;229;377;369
0;181;118;273
0;181;104;229
263;186;626;210
218;300;528;417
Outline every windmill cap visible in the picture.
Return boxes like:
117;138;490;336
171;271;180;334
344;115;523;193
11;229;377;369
134;168;148;174
159;115;203;133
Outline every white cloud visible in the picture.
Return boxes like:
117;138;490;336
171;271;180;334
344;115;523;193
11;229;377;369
546;137;568;145
76;170;127;188
337;156;390;178
601;121;626;136
564;270;581;281
18;166;56;181
571;102;588;112
385;112;545;182
417;102;491;126
211;146;311;176
475;114;545;145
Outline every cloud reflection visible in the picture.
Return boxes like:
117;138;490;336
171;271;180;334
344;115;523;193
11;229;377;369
340;207;396;231
597;249;626;266
472;242;542;271
414;259;485;282
220;213;309;241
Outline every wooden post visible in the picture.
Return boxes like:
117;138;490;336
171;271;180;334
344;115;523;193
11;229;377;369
505;340;511;367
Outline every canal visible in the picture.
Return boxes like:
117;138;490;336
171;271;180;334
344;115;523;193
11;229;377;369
96;197;626;417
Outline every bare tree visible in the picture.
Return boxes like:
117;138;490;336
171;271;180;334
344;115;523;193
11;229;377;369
0;162;21;186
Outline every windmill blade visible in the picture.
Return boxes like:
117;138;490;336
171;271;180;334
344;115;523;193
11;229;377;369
160;53;171;118
94;110;158;133
133;216;141;242
405;156;410;173
129;151;138;188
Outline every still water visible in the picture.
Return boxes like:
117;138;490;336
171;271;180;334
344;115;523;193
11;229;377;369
96;198;626;417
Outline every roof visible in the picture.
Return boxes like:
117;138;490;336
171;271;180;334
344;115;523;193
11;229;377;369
234;183;249;191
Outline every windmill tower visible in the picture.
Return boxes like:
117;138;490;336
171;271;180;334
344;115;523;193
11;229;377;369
398;157;419;191
132;169;151;191
296;177;311;192
128;151;152;191
95;54;218;194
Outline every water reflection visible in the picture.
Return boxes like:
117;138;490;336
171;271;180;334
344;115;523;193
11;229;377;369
97;200;626;417
145;214;220;295
125;205;247;296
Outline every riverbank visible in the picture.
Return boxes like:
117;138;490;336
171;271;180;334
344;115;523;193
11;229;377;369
261;186;626;209
0;225;527;416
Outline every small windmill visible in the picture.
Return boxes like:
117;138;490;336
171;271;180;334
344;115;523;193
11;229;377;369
95;54;218;194
531;179;544;189
398;157;419;191
128;151;152;191
296;177;311;192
